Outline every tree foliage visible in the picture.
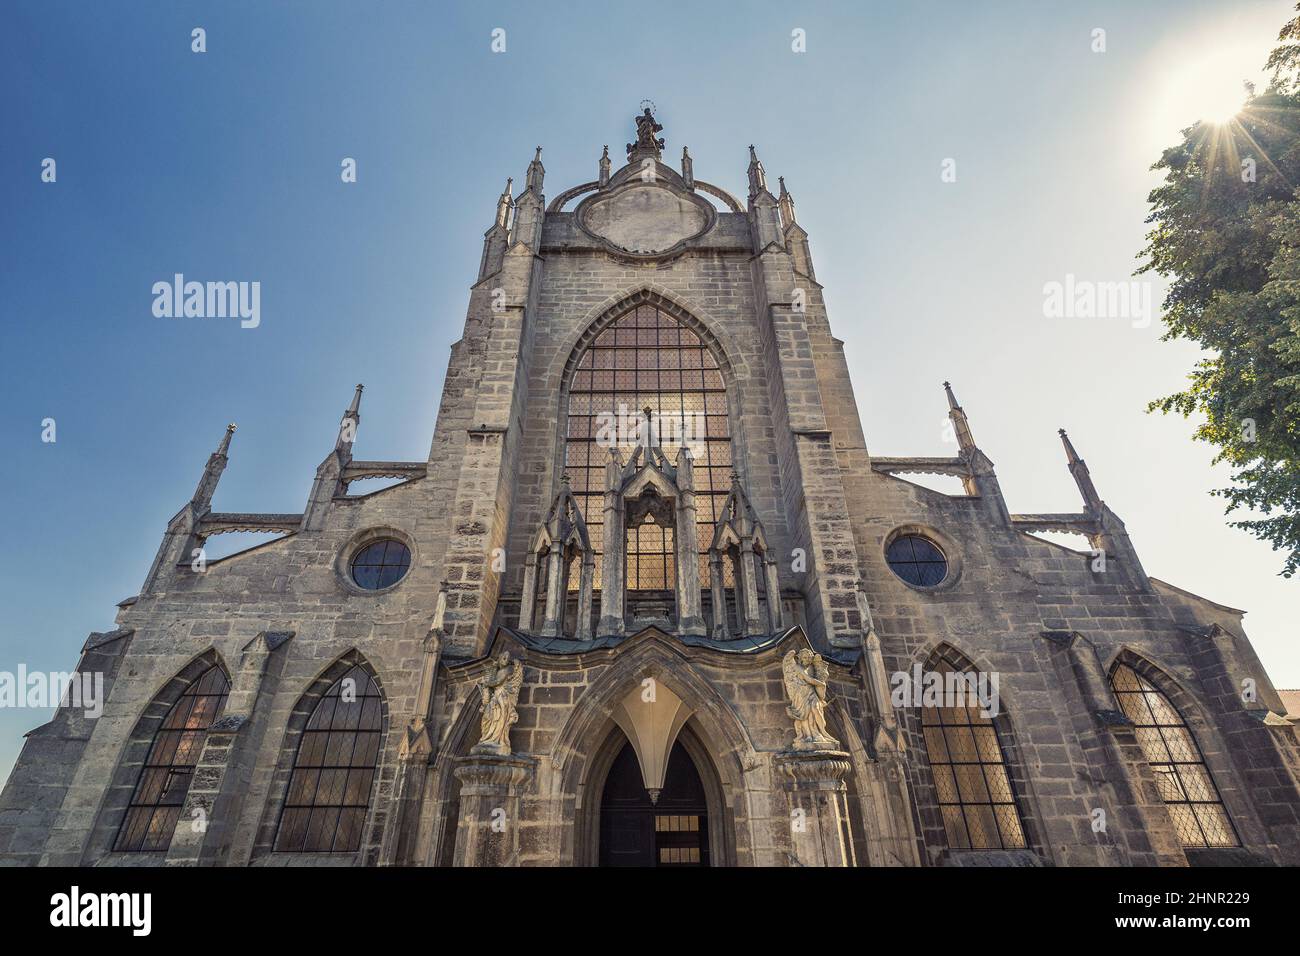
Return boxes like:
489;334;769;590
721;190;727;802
1140;10;1300;576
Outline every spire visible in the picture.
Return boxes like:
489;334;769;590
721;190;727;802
943;381;977;454
599;145;611;187
777;176;796;228
192;423;235;512
495;177;514;229
525;146;544;193
1059;428;1103;512
681;146;694;188
747;145;769;201
337;384;363;453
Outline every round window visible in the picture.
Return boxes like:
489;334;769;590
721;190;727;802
350;539;411;590
885;535;948;587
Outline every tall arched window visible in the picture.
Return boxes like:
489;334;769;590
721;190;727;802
274;664;383;853
114;664;230;852
565;304;732;591
1110;663;1238;847
919;647;1027;850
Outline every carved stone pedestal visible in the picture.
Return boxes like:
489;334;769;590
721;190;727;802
774;749;855;867
451;753;535;867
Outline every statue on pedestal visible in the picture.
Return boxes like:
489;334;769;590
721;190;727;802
782;648;840;751
473;652;524;756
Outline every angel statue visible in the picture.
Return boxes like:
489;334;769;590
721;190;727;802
782;648;840;751
472;652;524;756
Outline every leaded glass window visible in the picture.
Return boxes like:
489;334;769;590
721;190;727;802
114;665;230;852
1110;663;1238;848
920;650;1027;850
565;306;731;591
274;665;383;853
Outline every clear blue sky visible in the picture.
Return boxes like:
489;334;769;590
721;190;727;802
2;0;1295;779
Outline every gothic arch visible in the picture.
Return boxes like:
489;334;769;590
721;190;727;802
1105;647;1207;726
251;649;391;862
557;284;745;390
580;718;729;867
549;636;757;865
550;287;757;616
901;641;1045;862
1104;647;1251;850
88;648;230;860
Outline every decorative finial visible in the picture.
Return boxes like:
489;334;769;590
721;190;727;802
216;423;236;456
747;146;768;199
599;145;612;186
1059;428;1081;465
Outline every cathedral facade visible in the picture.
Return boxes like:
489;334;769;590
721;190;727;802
3;109;1298;868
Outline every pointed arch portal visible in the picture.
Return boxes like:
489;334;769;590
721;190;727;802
600;736;710;866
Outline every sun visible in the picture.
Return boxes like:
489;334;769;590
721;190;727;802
1149;38;1268;137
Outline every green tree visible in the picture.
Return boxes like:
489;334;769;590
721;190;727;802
1141;27;1300;576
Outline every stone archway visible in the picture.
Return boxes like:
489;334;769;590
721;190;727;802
552;635;754;866
594;722;723;867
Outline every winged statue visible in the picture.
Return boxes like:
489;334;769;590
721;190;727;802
782;648;840;751
473;651;525;755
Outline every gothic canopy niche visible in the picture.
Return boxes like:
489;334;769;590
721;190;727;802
575;181;716;260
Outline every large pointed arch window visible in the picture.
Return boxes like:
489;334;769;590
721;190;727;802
1110;663;1238;847
565;304;732;591
274;664;383;853
114;665;230;852
919;648;1027;850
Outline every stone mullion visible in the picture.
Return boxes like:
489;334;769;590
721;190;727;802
709;552;728;639
517;550;539;631
764;555;783;632
575;550;595;641
674;450;705;636
738;539;762;635
539;548;566;637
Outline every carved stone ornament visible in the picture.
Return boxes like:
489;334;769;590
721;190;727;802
472;652;524;756
782;648;841;751
575;180;715;259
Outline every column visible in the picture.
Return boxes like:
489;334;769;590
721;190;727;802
773;750;855;867
451;754;536;867
709;552;728;639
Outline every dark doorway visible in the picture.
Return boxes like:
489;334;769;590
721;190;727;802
599;738;710;867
